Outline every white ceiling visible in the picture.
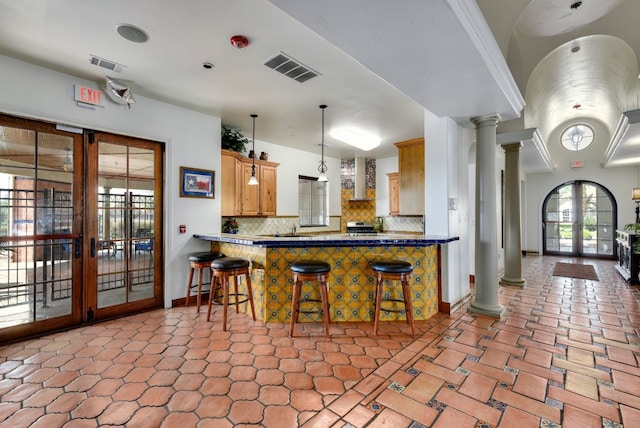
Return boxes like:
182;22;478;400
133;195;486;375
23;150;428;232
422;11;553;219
0;0;638;172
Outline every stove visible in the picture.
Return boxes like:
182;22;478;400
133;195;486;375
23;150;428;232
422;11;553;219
346;221;377;236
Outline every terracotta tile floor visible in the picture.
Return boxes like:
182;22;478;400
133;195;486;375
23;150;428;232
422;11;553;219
1;255;639;427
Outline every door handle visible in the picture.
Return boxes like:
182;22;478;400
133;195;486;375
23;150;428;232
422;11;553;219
90;237;96;258
74;235;82;259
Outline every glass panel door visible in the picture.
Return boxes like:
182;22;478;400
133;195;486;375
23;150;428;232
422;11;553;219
87;132;162;320
0;117;82;341
543;181;616;258
544;183;574;253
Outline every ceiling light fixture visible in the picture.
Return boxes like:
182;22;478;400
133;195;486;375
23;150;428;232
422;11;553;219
330;128;381;151
318;105;328;182
248;114;259;186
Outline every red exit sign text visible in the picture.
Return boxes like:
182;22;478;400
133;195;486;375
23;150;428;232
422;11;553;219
74;85;104;106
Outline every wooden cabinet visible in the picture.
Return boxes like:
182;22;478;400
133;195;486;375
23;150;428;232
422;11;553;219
221;150;278;216
616;229;639;283
387;172;399;215
259;163;277;216
221;151;242;216
395;138;424;215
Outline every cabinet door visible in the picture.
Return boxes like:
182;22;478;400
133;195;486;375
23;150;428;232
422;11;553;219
241;162;260;215
396;138;424;215
260;165;277;216
387;172;399;215
221;152;242;216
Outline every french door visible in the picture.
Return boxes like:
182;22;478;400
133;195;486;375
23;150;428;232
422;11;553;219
542;181;616;258
85;131;163;321
0;115;163;342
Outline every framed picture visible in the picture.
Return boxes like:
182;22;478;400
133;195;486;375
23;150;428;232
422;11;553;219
180;166;215;198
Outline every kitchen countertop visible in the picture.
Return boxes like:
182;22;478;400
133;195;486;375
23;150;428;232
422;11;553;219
193;232;459;248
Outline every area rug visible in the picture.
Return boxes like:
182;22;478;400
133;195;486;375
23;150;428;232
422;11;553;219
552;262;599;281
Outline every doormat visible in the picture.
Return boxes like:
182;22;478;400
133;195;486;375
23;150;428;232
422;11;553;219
552;262;599;281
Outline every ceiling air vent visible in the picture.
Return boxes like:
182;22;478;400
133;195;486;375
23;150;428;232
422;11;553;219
264;52;319;83
89;55;125;73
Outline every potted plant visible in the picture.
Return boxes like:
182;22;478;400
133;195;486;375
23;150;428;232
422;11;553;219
221;126;248;155
222;218;239;234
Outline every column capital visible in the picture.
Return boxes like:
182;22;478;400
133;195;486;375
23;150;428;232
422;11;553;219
470;114;501;128
502;142;522;152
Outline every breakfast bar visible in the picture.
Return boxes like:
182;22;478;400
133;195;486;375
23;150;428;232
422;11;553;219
194;233;458;324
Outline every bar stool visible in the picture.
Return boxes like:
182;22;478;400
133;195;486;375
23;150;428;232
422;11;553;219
206;256;256;331
290;260;331;337
185;252;224;313
371;260;415;337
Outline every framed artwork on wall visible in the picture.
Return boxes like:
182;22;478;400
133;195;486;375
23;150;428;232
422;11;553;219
180;166;215;198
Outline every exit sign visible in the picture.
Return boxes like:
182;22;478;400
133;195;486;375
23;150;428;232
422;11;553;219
74;85;104;106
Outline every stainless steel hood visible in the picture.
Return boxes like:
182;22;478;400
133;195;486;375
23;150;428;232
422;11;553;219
349;157;370;201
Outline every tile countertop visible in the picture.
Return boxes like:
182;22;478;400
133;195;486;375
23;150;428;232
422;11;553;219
193;233;459;248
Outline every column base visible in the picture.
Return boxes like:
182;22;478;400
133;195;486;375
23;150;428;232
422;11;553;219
468;300;505;319
500;276;525;287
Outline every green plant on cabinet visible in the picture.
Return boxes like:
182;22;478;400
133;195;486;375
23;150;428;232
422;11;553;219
221;127;248;154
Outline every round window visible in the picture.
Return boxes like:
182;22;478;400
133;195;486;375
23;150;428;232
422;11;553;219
560;124;594;151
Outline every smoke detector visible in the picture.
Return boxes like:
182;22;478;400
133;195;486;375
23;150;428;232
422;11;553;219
230;35;249;49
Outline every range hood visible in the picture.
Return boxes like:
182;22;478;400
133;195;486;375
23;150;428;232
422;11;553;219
349;157;371;201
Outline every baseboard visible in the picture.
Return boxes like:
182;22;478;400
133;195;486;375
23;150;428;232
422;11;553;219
439;290;473;315
172;292;210;308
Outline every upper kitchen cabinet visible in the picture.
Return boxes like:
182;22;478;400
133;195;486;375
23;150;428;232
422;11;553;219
387;172;399;215
395;138;424;215
221;150;243;216
221;150;279;216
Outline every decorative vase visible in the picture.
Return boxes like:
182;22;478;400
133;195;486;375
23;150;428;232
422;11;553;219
259;152;268;160
248;150;255;158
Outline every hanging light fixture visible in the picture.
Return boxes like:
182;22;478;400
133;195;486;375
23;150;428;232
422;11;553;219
248;114;259;185
318;104;328;182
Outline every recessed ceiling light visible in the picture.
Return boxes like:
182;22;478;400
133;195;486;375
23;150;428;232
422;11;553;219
116;24;149;43
202;62;214;70
330;128;381;151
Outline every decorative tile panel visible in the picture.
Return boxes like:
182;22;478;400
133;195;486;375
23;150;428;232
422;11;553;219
210;241;440;324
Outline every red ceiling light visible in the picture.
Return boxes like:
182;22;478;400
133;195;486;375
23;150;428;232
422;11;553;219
230;35;249;49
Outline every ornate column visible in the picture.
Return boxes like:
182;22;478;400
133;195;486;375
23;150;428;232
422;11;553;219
469;114;505;318
500;143;525;287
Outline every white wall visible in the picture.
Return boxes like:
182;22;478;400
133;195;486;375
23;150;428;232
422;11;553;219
424;111;471;307
0;55;220;306
524;120;639;253
375;156;397;216
249;139;341;216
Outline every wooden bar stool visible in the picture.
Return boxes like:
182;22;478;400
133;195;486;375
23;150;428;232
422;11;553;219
206;256;256;331
371;260;415;337
290;260;331;337
185;252;224;313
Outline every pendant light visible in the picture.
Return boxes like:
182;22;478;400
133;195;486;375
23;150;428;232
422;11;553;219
318;104;328;182
248;114;259;186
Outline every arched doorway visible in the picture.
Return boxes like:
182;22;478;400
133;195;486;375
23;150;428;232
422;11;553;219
542;181;616;258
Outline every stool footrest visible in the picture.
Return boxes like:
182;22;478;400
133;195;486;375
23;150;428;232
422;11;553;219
211;292;249;306
379;298;407;313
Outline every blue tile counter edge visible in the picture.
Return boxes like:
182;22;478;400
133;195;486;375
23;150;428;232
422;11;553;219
193;233;459;248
